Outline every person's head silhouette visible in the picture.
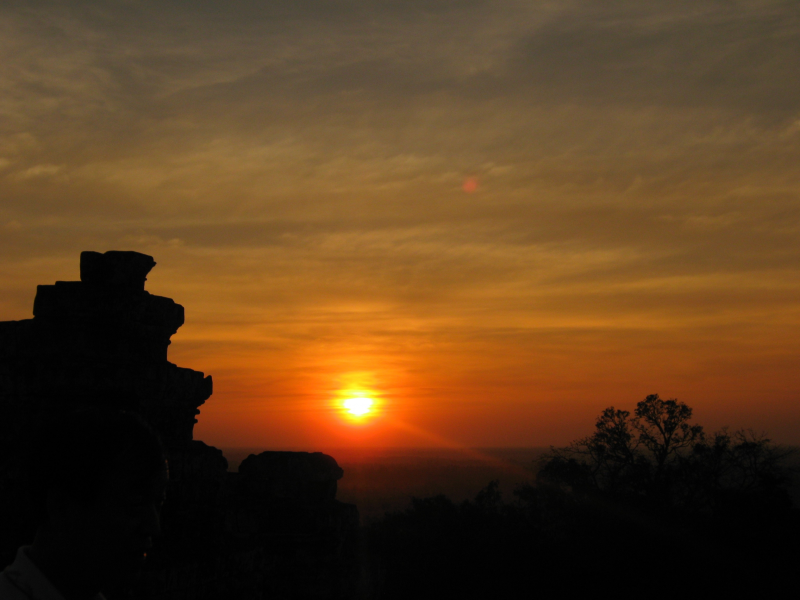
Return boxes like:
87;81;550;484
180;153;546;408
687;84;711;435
2;408;167;600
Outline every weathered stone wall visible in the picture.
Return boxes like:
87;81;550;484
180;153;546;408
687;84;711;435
0;251;359;600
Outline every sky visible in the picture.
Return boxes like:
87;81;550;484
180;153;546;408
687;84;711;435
1;0;799;449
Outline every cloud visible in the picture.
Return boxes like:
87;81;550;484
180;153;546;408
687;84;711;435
16;163;62;178
1;0;799;442
509;0;800;114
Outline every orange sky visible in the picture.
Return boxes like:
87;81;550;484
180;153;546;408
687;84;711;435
1;1;799;448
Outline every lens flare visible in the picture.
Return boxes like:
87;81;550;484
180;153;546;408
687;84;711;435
462;177;479;193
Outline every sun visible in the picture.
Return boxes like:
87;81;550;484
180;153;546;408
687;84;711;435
343;396;373;417
332;375;381;424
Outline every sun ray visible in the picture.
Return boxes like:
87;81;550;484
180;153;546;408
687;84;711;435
385;419;533;479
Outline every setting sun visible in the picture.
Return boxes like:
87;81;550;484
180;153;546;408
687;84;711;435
344;397;373;417
332;375;383;424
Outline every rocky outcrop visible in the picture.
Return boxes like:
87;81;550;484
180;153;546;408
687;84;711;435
0;251;208;448
227;452;359;600
239;452;345;502
0;251;359;600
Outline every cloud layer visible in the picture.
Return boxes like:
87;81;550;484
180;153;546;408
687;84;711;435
2;0;799;446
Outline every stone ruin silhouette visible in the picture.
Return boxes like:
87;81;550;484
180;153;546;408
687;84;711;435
0;251;359;600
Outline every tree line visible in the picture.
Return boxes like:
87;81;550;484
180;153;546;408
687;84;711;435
538;394;794;515
363;395;799;599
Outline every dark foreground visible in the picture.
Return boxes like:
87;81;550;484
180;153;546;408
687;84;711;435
227;446;800;599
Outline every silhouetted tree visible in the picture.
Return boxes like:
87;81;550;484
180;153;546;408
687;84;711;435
635;395;703;468
538;406;641;497
537;394;793;512
678;428;795;515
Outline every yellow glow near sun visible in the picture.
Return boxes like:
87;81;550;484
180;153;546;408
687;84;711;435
332;374;382;423
343;396;373;417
